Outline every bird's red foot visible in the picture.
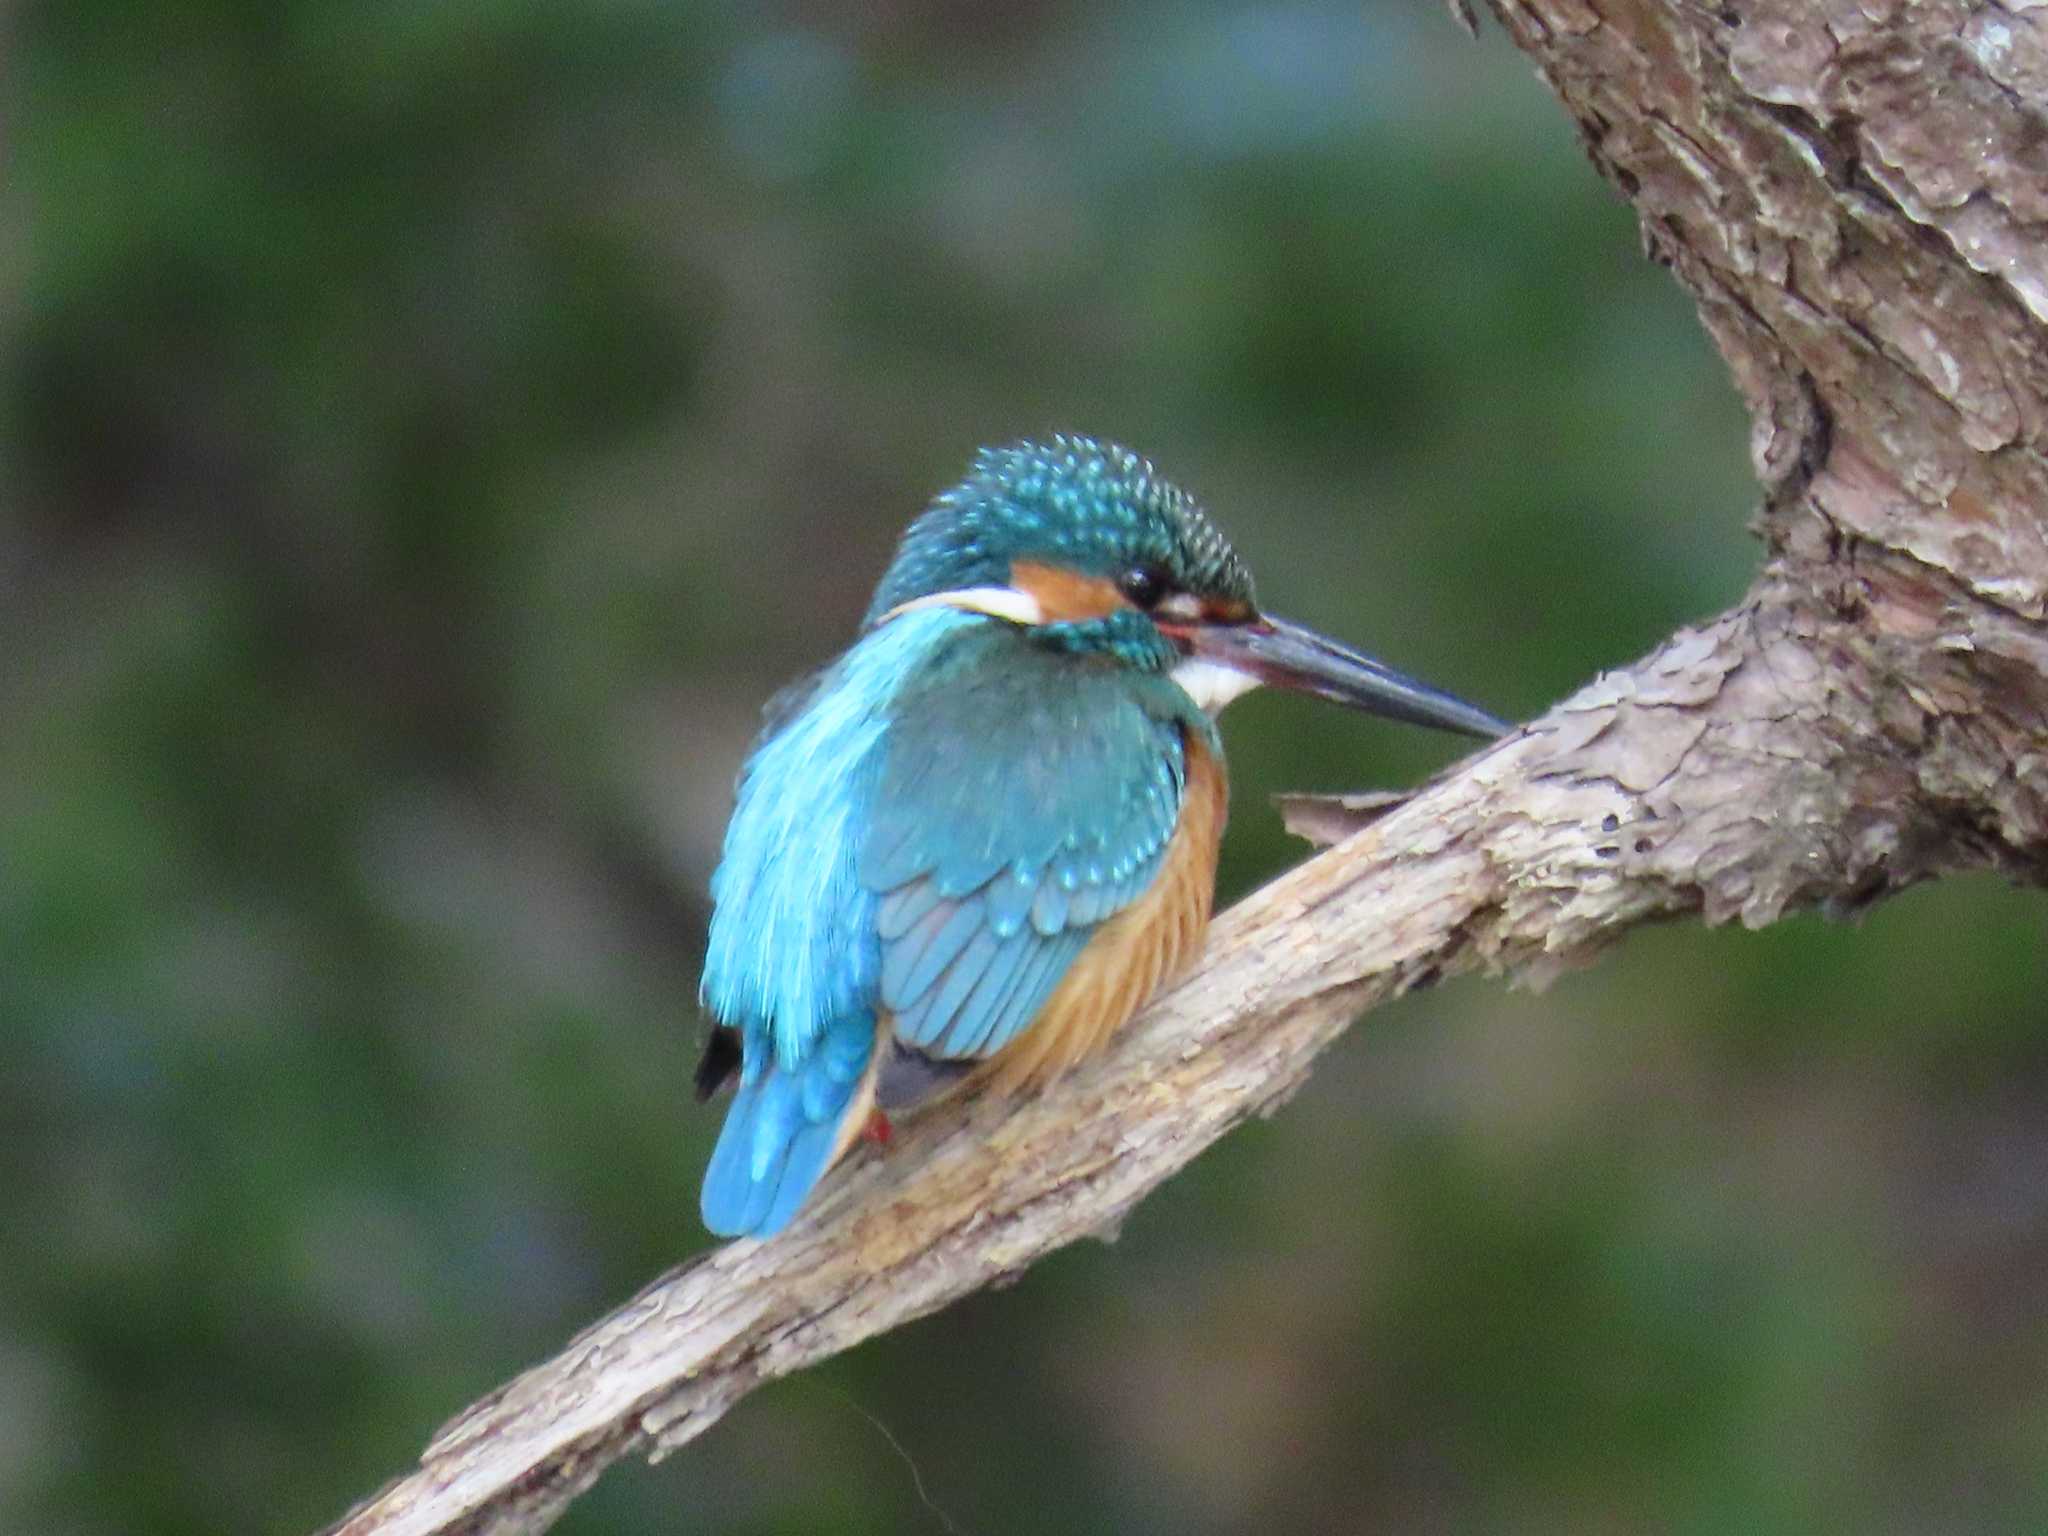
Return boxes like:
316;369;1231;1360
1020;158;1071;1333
862;1109;894;1147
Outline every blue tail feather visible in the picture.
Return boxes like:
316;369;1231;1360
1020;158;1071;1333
700;1014;877;1238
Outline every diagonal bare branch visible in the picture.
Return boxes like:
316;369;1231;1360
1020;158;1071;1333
329;554;2048;1536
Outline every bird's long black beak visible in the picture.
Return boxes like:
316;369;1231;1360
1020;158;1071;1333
1183;614;1508;739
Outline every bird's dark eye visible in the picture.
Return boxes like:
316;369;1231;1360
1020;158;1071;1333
1117;565;1171;610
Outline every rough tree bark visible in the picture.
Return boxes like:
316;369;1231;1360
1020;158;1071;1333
325;2;2048;1532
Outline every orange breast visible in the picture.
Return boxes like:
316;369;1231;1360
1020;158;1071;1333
984;728;1228;1093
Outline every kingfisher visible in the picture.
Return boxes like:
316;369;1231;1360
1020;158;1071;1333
695;436;1504;1238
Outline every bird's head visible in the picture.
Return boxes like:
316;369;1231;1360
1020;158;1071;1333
866;435;1504;738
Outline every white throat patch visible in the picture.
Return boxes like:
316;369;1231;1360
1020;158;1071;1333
1171;657;1262;714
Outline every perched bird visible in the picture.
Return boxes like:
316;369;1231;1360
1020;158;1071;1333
696;436;1503;1238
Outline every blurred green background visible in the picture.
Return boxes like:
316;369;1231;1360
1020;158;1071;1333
7;2;2047;1533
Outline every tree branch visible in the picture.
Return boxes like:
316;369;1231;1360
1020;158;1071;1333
328;570;2047;1536
325;1;2048;1531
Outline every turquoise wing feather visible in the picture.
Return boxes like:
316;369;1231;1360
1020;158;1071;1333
700;608;977;1237
860;624;1204;1064
698;612;1210;1237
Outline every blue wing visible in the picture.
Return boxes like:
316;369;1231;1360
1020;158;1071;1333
860;625;1201;1066
698;612;1208;1237
699;610;978;1236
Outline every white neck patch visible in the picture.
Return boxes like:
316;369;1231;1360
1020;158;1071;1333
880;586;1046;626
1171;657;1263;714
883;593;1263;715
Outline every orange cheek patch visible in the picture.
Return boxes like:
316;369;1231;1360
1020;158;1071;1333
1010;561;1128;622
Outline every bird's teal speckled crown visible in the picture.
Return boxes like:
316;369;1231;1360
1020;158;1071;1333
863;436;1256;626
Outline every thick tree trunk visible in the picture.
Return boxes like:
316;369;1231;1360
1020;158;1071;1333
323;4;2048;1532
